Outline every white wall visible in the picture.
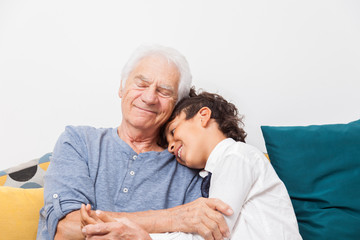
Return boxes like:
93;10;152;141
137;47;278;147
1;0;359;170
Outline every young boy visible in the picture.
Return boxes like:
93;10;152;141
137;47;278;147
81;89;302;239
151;89;302;239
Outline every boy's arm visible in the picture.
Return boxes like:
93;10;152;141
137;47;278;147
207;154;254;232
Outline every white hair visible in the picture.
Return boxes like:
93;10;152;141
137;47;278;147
121;44;192;102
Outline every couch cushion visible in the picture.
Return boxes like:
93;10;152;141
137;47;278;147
0;153;51;188
261;119;360;240
0;186;44;239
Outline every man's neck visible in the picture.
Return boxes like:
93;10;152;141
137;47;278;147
117;124;164;153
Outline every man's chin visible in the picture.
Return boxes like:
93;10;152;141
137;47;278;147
131;121;158;131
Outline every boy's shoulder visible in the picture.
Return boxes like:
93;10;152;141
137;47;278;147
221;139;268;163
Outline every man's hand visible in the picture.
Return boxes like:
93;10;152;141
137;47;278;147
168;197;233;240
81;206;152;240
80;204;101;227
56;198;232;240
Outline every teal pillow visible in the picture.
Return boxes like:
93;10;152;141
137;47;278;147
261;120;360;240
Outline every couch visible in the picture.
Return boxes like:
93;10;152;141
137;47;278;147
1;120;359;240
0;153;51;239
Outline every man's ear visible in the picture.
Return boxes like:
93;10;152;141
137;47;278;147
198;107;212;127
118;82;123;99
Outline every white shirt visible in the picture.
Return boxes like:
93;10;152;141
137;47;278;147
151;138;302;240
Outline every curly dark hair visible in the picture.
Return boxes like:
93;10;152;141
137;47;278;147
158;87;247;148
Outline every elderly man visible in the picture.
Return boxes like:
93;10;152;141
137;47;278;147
37;45;232;240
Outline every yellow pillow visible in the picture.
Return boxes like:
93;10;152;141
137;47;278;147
0;187;44;240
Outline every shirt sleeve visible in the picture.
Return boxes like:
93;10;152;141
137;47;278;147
42;126;96;239
208;151;258;233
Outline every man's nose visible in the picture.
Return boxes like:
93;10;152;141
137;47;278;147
141;87;158;104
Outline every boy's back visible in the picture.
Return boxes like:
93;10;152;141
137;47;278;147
207;138;302;239
151;138;302;240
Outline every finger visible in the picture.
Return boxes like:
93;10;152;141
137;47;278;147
196;210;224;240
80;204;87;235
86;204;105;224
206;207;230;239
196;222;215;240
85;234;108;240
83;222;112;235
80;203;86;218
207;198;233;216
95;210;117;223
86;203;92;213
80;204;88;225
203;216;223;240
81;204;98;225
202;199;231;238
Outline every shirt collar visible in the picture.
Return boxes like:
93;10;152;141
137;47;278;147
199;170;209;178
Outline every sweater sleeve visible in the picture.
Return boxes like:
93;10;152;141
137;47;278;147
41;126;96;239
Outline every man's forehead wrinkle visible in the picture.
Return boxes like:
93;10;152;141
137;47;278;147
136;74;151;82
158;84;174;91
136;74;175;92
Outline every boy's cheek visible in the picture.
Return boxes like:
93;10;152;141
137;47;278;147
176;158;187;166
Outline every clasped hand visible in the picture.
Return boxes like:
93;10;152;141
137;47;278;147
80;197;232;240
80;203;151;240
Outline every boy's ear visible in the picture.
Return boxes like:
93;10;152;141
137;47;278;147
198;107;212;127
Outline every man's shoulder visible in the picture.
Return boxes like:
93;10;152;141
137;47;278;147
65;125;112;133
57;125;115;148
63;125;113;138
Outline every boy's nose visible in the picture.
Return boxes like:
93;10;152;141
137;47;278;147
168;141;175;154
